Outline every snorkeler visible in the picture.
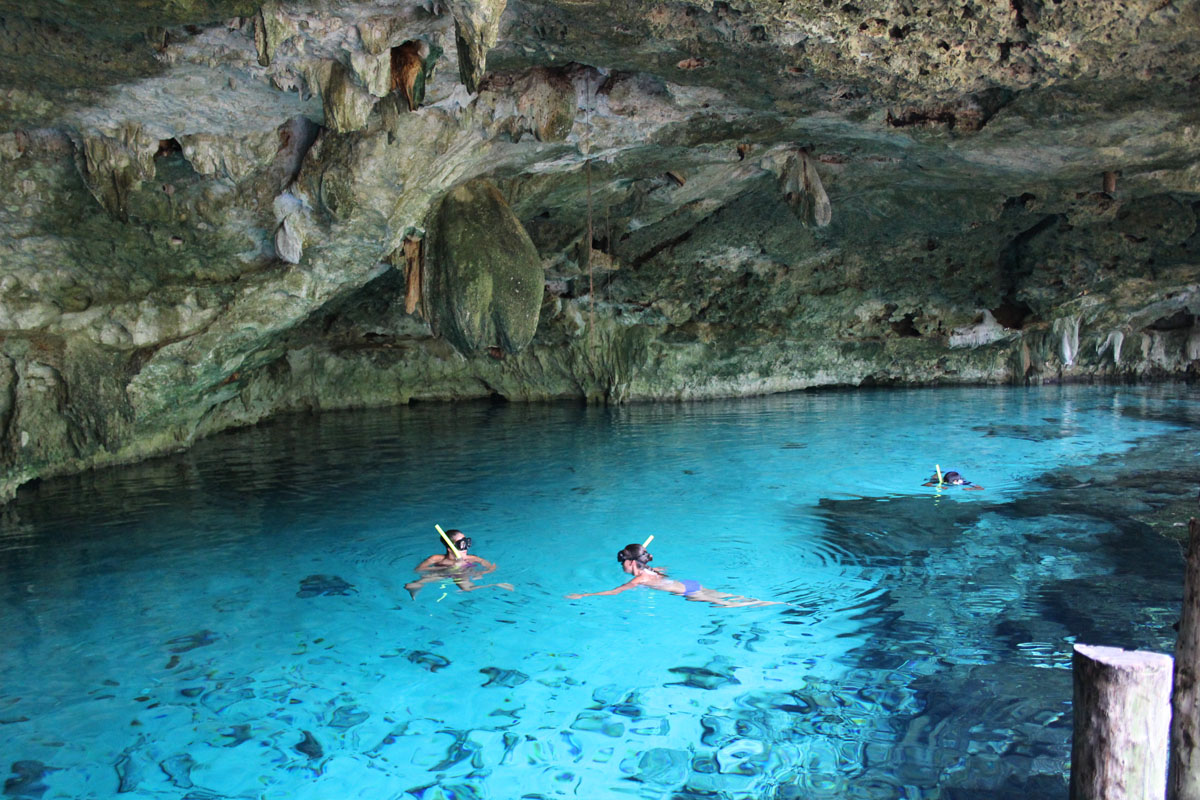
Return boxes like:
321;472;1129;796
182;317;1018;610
405;528;513;598
565;543;780;608
922;470;984;490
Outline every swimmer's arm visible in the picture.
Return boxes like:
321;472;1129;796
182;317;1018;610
413;554;448;572
963;483;985;491
468;555;497;575
565;579;640;599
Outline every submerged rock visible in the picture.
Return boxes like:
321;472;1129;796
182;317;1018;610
294;730;323;760
479;666;530;687
297;575;357;598
165;630;220;653
406;650;451;672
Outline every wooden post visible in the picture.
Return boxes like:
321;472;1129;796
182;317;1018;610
1071;643;1173;800
1169;519;1200;800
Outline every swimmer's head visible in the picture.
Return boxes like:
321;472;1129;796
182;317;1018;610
943;471;964;484
443;529;472;551
617;543;652;565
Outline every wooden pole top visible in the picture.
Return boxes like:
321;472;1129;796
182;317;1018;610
1074;644;1174;672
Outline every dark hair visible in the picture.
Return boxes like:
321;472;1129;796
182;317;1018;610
617;543;652;564
943;471;963;483
442;529;470;550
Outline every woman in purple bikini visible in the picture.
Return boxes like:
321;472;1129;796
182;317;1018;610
565;543;779;607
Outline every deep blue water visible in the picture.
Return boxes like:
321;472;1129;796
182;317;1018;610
1;384;1196;799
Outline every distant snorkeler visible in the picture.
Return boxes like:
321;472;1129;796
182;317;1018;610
565;543;781;608
405;528;513;598
922;470;984;490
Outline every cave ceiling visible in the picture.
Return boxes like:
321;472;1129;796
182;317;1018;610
0;0;1198;498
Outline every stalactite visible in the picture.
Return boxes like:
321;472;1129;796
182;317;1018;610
403;235;424;317
780;148;831;228
390;41;428;111
1054;315;1081;366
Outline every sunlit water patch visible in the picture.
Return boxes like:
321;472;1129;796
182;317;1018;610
1;385;1195;799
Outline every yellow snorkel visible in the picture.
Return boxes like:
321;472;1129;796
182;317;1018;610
935;464;944;486
642;535;654;549
435;524;463;559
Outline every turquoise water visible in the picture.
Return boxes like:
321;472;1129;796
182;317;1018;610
1;385;1195;799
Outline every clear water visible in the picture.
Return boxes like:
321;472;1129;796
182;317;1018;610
2;385;1195;800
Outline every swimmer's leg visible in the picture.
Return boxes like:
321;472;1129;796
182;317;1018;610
456;579;515;592
718;597;782;607
687;589;781;607
405;574;441;599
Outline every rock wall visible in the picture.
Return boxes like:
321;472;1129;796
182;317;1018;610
0;0;1197;500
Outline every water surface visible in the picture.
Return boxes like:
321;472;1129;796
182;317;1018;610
2;385;1195;799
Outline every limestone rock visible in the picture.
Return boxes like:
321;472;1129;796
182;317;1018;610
253;2;296;67
322;61;376;133
76;125;158;218
449;0;507;94
6;359;74;468
178;131;279;182
481;66;576;142
428;180;543;355
273;191;314;264
779;149;831;228
0;354;15;452
350;48;393;99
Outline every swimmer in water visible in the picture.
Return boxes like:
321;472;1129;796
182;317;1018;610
565;543;780;607
405;528;513;598
922;470;984;490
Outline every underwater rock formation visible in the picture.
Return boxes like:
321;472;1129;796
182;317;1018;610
0;0;1196;499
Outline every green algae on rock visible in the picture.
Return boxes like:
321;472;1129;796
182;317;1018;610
428;180;544;356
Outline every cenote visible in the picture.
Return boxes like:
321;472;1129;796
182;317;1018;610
1;384;1196;799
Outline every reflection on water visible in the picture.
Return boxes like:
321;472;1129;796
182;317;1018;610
0;385;1194;798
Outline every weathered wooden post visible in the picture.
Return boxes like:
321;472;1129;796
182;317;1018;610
1071;643;1173;800
1169;518;1200;800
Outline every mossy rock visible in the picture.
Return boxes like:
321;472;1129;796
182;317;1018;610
429;180;543;355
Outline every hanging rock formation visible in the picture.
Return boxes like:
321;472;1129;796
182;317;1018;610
449;0;507;94
428;180;543;355
780;149;831;228
390;40;429;111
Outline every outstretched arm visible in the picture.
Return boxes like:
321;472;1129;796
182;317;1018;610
565;579;640;599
